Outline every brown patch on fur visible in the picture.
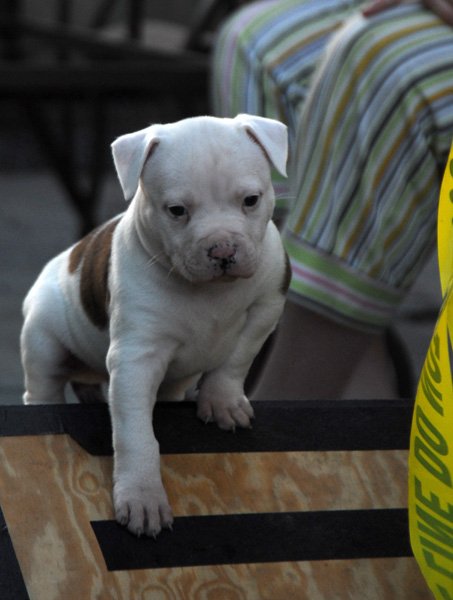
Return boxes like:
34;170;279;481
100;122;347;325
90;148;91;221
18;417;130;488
69;231;94;274
281;251;292;295
68;217;121;329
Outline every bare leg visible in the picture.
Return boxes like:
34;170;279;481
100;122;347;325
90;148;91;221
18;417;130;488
251;301;397;401
344;334;398;399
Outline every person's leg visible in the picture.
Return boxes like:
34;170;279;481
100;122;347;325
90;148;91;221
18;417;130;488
254;5;453;399
251;300;378;400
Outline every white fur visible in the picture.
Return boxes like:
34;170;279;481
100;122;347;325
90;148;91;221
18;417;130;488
21;114;289;537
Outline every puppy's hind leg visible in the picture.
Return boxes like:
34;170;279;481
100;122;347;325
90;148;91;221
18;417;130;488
21;319;69;405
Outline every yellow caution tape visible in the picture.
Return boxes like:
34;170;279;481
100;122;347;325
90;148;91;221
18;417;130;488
408;146;453;599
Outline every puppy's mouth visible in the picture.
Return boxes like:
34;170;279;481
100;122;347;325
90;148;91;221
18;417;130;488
173;242;257;283
214;255;236;276
178;261;253;283
212;272;239;283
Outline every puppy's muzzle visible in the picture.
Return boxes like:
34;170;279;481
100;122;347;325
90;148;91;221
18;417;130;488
208;242;237;273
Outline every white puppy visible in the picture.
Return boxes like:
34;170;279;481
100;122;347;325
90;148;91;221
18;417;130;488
21;114;290;537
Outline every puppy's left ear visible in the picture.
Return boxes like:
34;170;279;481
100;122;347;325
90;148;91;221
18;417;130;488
235;114;288;177
111;126;160;201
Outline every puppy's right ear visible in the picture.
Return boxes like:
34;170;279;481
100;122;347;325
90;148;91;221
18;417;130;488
111;126;159;201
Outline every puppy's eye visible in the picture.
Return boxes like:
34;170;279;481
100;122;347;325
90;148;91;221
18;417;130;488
243;195;260;208
167;205;187;218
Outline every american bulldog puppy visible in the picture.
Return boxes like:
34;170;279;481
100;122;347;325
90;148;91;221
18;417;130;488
21;114;290;536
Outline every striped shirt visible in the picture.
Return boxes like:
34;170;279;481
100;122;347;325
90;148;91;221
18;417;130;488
213;0;453;331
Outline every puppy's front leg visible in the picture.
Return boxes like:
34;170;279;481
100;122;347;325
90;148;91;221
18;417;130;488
197;296;285;430
107;344;173;537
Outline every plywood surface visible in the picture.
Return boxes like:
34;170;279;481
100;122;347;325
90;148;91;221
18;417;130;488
0;431;431;600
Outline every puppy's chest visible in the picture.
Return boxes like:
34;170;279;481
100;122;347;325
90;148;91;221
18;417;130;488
168;306;248;375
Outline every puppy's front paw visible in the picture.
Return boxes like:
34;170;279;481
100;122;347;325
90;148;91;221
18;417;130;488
197;394;254;431
114;481;173;538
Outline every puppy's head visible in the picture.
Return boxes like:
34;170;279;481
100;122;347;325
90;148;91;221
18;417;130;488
111;114;288;282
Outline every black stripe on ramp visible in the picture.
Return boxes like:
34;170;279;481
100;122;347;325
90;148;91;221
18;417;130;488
0;399;413;455
92;509;411;571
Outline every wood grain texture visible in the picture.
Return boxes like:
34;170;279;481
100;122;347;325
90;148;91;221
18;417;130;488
164;450;409;515
0;435;430;599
